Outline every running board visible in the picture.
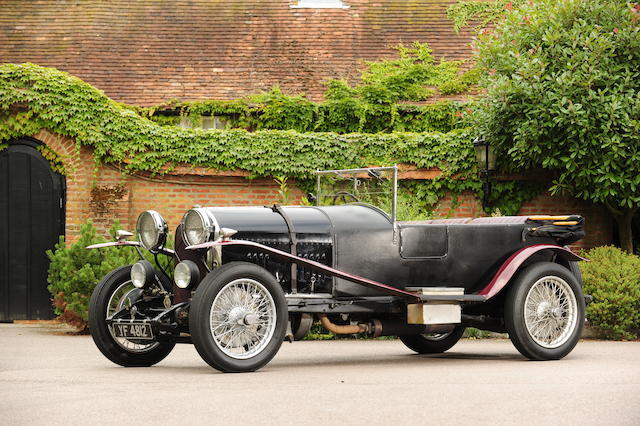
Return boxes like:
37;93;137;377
405;287;487;303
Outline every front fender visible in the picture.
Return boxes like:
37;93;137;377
86;241;141;249
478;244;585;300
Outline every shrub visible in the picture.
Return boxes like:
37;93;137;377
46;221;138;331
470;0;640;252
580;246;640;340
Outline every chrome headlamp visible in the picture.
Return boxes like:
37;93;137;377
136;210;168;251
181;208;218;246
174;260;200;289
131;260;155;289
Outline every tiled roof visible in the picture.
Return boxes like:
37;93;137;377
0;0;473;106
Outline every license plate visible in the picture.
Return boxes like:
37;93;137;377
112;323;154;340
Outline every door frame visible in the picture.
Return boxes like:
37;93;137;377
0;137;66;321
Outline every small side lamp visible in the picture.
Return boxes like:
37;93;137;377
473;136;496;210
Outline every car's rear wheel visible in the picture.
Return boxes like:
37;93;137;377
504;262;585;360
400;326;466;354
189;262;288;373
88;265;175;367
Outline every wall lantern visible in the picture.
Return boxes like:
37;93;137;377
473;136;496;210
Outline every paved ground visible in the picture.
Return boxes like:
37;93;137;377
1;323;639;426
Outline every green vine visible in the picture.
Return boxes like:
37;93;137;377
0;62;539;216
141;42;479;134
37;144;68;175
447;0;527;33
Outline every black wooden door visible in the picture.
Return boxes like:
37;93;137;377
0;138;65;320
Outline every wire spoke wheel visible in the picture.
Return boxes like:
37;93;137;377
523;276;578;349
89;265;175;367
190;262;287;372
504;262;584;361
107;281;159;353
209;278;277;359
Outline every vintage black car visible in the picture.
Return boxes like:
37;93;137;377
87;166;587;373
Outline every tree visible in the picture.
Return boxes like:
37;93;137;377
469;0;640;252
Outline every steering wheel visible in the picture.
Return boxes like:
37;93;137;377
331;191;360;205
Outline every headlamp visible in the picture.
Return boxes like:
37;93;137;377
136;210;168;251
174;260;200;289
130;260;155;289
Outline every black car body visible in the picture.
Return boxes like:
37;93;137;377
88;166;587;372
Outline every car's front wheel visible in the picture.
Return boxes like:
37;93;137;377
189;262;288;373
400;326;466;354
88;265;175;367
504;262;585;360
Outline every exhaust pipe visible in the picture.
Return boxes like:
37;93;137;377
319;314;369;334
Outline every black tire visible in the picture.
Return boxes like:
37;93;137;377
189;262;288;373
400;326;466;354
290;313;313;341
504;262;585;361
88;265;175;367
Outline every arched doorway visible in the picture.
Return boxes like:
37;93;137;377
0;138;65;320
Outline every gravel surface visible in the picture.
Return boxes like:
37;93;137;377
1;322;639;425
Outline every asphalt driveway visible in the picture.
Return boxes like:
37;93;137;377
1;322;638;425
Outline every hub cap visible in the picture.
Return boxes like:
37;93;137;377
209;278;277;360
524;276;578;349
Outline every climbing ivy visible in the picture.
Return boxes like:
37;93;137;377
0;63;475;175
142;42;478;134
0;62;540;215
37;144;68;175
447;0;527;33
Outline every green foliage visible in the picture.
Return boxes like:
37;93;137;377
439;68;482;95
580;246;640;340
37;144;67;175
274;176;291;205
472;0;640;250
147;114;182;127
0;62;475;178
463;327;492;338
358;42;458;103
322;177;436;221
46;221;139;331
0;61;540;217
143;43;474;134
447;0;527;33
303;321;336;340
248;87;316;132
488;180;544;216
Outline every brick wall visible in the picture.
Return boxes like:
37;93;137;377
433;190;613;250
33;130;304;242
34;129;612;249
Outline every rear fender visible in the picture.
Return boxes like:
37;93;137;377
478;244;585;300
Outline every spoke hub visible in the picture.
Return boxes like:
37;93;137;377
536;301;552;317
243;313;258;325
228;306;247;325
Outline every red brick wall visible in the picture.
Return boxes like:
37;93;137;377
125;174;305;235
34;129;612;250
520;192;613;251
33;130;304;243
434;190;613;250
